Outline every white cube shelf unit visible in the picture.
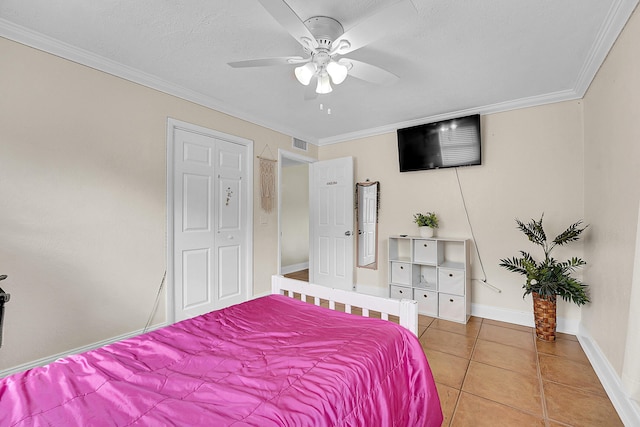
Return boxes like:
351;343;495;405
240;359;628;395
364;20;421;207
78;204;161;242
388;236;470;324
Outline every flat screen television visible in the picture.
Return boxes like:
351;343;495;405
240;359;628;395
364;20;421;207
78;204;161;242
397;114;481;172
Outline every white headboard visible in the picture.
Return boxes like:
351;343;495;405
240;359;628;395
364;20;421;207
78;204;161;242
272;275;418;336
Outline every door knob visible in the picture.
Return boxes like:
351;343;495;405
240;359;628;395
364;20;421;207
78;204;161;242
345;231;352;236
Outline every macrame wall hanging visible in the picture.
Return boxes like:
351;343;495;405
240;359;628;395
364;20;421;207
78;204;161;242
258;145;277;213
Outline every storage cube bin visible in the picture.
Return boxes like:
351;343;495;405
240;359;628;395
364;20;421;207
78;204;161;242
389;284;411;299
438;268;465;295
438;293;466;322
414;289;438;316
413;239;438;264
390;262;412;285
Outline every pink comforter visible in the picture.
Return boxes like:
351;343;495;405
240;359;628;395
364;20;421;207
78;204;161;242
0;294;442;426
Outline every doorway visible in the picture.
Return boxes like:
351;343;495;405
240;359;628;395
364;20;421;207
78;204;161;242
278;151;355;290
278;150;314;279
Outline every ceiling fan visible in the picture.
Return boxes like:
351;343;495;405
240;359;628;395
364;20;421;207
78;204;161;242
228;0;415;95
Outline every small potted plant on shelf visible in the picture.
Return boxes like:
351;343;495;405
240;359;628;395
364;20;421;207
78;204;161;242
413;212;439;238
499;214;589;342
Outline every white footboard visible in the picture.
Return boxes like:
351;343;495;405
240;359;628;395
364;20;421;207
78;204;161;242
272;275;418;336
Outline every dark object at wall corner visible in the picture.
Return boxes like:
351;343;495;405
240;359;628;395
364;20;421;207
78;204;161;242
0;274;10;348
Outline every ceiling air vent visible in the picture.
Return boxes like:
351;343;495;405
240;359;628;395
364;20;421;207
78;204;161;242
292;137;308;151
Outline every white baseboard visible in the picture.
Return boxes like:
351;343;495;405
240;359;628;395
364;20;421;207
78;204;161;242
355;283;388;298
0;322;167;378
578;325;640;426
471;303;533;327
471;303;580;335
252;290;271;299
280;262;309;275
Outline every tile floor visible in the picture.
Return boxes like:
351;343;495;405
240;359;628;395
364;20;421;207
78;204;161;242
417;315;623;426
282;270;622;426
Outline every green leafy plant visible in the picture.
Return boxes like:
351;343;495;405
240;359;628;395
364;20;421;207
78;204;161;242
499;214;590;305
413;212;439;228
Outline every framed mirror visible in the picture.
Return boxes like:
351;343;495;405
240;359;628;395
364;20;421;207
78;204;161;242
355;181;380;269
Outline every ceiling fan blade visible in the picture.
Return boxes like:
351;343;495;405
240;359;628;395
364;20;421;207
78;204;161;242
331;0;416;55
343;59;399;85
228;56;307;68
257;0;319;50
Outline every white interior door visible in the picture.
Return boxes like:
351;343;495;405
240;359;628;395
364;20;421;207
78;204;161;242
358;184;377;266
309;157;354;290
171;125;249;322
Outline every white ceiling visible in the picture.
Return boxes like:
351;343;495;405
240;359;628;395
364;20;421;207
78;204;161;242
1;0;637;145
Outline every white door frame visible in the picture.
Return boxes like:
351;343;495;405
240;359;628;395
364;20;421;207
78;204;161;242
166;118;253;323
277;149;315;275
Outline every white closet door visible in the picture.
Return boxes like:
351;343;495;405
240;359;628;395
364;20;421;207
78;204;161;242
172;128;247;322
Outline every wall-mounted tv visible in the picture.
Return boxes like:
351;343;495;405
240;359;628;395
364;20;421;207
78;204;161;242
397;114;481;172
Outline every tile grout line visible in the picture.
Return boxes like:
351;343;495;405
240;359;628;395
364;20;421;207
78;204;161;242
425;318;460;427
424;317;618;426
463;320;549;423
448;317;483;426
535;333;551;426
423;318;456;426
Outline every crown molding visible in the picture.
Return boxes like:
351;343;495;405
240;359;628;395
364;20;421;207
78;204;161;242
573;0;640;96
3;0;638;148
0;19;320;145
317;0;640;146
316;89;581;146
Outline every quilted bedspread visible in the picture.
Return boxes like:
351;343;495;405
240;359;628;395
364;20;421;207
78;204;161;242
0;294;442;426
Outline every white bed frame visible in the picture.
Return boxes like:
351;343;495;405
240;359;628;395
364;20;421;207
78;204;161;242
272;275;418;336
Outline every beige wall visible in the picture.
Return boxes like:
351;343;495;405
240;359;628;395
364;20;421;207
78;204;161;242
281;164;309;269
2;5;638;388
319;100;585;323
0;37;316;370
583;5;640;377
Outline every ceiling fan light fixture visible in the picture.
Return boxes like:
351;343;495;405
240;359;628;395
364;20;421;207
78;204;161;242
316;72;332;94
294;62;316;85
326;61;348;85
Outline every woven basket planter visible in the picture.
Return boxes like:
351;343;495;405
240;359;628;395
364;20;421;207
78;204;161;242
532;292;557;342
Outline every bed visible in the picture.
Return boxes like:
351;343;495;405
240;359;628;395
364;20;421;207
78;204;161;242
0;275;442;426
